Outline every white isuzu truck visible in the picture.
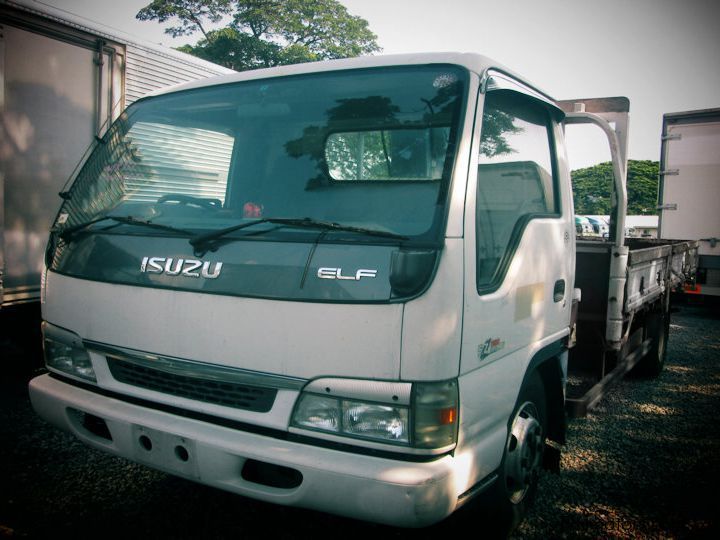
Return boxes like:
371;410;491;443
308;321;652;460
29;53;697;529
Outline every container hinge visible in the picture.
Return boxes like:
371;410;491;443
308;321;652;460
657;203;678;211
662;133;682;141
660;169;679;176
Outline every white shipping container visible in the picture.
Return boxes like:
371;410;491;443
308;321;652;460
658;109;720;296
0;0;234;306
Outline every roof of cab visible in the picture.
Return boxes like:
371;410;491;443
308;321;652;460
147;52;554;102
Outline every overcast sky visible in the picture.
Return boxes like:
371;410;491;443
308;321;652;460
35;0;720;167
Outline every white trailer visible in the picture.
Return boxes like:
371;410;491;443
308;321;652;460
658;108;720;296
0;0;233;307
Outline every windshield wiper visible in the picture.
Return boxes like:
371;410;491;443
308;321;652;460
189;217;408;252
55;215;192;242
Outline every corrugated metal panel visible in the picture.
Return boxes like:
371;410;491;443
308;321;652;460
6;1;234;77
124;122;233;203
126;45;228;105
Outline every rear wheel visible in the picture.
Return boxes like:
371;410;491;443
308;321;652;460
637;296;670;377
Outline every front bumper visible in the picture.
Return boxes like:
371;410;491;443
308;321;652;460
29;374;462;527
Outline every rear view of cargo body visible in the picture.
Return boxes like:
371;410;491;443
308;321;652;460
658;109;720;296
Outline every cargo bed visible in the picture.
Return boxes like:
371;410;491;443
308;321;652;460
566;237;698;416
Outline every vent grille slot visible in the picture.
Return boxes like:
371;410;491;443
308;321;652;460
107;358;277;412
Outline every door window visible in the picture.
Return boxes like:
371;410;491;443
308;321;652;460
476;91;559;288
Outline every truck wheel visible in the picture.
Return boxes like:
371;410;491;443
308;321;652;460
637;298;670;377
491;372;547;533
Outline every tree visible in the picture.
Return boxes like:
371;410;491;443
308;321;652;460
626;160;661;214
571;160;659;215
137;0;381;71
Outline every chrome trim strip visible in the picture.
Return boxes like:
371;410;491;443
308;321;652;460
84;340;307;390
304;377;412;406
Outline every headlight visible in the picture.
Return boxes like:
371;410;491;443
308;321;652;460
291;378;457;450
42;322;96;382
343;401;409;443
294;394;409;444
293;395;341;433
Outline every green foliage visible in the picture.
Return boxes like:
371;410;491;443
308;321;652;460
137;0;380;70
137;1;232;40
571;162;613;215
626;160;662;214
176;27;282;70
571;160;659;215
480;108;521;158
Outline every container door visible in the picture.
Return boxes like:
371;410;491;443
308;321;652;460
659;117;720;295
0;18;123;306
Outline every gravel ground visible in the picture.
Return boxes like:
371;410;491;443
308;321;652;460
514;303;720;539
1;303;718;538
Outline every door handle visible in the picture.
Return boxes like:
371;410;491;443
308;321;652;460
553;279;565;302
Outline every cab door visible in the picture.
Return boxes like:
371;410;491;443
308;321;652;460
458;74;574;463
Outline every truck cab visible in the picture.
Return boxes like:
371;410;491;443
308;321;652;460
30;53;586;528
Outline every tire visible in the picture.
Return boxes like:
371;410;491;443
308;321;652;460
637;296;670;377
485;372;547;534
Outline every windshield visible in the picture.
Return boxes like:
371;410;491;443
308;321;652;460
56;65;468;243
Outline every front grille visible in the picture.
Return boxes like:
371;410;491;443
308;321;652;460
107;357;277;412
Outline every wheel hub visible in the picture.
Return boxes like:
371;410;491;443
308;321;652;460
504;401;543;504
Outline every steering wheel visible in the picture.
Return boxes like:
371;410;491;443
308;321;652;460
156;194;222;211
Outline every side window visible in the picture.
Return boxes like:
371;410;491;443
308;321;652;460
476;90;559;288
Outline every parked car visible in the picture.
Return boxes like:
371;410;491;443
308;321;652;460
575;215;596;235
586;216;610;237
